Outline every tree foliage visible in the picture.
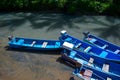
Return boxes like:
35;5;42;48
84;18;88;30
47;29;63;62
0;0;119;15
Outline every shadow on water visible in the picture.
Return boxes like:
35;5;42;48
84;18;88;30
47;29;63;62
0;12;120;40
0;12;81;32
82;16;120;40
93;24;120;39
31;14;80;31
0;13;35;31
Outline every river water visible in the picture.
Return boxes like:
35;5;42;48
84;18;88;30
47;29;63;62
0;12;120;80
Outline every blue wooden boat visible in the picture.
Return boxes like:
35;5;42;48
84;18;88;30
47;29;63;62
8;36;63;50
61;48;120;80
73;65;116;80
83;32;120;55
59;30;120;62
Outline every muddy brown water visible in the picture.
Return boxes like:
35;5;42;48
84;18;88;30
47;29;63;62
0;12;120;80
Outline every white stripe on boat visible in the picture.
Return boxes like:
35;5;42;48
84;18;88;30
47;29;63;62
42;42;48;48
75;43;82;48
107;77;112;80
84;46;92;53
114;49;120;54
102;64;109;73
88;58;94;66
101;44;108;49
30;41;36;47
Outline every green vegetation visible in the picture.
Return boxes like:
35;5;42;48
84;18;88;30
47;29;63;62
0;0;120;15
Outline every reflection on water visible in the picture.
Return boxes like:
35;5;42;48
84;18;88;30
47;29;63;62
0;13;120;80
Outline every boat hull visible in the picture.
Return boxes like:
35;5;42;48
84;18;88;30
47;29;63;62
61;50;120;80
8;37;63;51
83;32;120;55
59;31;120;62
